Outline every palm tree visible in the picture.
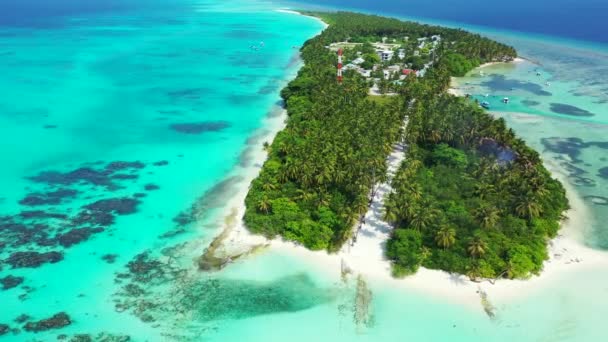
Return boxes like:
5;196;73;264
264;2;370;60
333;170;347;185
406;184;422;201
277;171;289;184
466;265;482;282
316;191;330;208
262;182;276;192
474;205;500;229
409;205;437;232
467;238;487;258
474;183;495;200
284;159;298;180
515;194;542;219
257;196;271;214
435;225;456;249
428;129;442;143
295;189;313;202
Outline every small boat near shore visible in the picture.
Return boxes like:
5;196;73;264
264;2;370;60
481;101;490;109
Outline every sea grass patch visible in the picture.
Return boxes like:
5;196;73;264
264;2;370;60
57;227;104;248
522;99;541;106
480;74;552;96
84;198;141;215
166;87;212;100
144;184;160;191
19;210;68;220
28;161;146;189
105;161;145;172
0;275;24;290
597;167;608;179
19;189;78;206
550;103;594;117
169;121;230;134
584;195;608;206
5;251;63;269
101;254;118;264
23;312;71;332
112;251;335;325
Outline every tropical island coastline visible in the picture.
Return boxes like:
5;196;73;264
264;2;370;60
198;10;605;312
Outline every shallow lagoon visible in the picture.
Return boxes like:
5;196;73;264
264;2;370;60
1;0;608;341
0;0;325;339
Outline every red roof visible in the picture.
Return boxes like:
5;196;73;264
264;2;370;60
402;69;415;75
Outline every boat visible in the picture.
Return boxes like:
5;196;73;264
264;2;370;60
502;97;510;104
481;101;490;109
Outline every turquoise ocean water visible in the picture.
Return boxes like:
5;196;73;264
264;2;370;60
0;0;326;339
2;0;608;341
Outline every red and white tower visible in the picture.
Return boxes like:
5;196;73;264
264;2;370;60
337;48;343;84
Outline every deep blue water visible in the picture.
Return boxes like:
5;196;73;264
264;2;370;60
0;0;193;27
296;0;608;44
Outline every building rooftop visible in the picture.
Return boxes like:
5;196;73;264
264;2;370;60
352;57;365;65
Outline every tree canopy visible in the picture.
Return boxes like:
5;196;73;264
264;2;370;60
244;12;566;281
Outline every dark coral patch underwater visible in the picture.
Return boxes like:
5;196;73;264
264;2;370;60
112;251;336;327
0;160;151;293
23;312;71;332
5;251;63;269
28;161;146;190
480;74;552;96
0;275;24;290
549;103;595;117
170;121;230;135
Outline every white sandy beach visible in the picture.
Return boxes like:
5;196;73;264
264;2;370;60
211;110;608;312
277;9;329;29
448;57;526;96
193;24;607;316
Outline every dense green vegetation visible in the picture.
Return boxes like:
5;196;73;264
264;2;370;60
385;79;568;279
244;12;566;280
244;13;408;251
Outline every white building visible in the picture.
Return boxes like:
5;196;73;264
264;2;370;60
387;65;401;73
397;49;406;59
359;69;371;78
352;57;365;65
377;50;394;62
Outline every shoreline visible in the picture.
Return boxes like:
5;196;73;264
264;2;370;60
197;12;607;316
276;9;329;29
448;57;526;96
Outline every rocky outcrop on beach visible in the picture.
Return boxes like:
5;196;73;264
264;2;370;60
478;288;496;319
354;276;373;331
198;208;268;271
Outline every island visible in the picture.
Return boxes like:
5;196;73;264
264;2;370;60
243;11;568;280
